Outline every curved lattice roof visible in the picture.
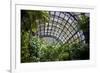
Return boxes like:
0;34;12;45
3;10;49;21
35;11;89;45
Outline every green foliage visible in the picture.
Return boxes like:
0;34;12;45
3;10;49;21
21;11;89;63
29;37;70;62
21;36;70;63
21;10;49;32
21;31;30;62
38;43;70;61
78;13;89;32
69;43;89;60
21;36;89;63
21;10;49;62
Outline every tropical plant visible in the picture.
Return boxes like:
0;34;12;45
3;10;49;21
78;13;89;32
22;36;70;62
21;31;30;62
21;10;49;33
78;13;89;44
21;35;89;63
69;42;89;60
21;10;49;62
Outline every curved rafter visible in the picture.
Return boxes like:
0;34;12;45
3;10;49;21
34;11;86;44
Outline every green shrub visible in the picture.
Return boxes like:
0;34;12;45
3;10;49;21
21;36;89;63
21;31;30;62
69;43;89;60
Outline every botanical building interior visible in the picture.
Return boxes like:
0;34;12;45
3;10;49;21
21;10;90;63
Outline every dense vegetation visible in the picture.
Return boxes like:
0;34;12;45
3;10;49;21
21;36;89;63
21;10;89;63
21;10;49;62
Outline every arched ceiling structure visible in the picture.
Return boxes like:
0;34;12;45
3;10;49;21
35;11;89;45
